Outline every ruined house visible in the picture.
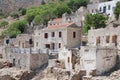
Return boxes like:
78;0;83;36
80;46;117;75
3;47;48;70
80;25;120;76
4;34;34;48
56;25;120;78
88;25;120;47
62;7;89;27
58;48;80;72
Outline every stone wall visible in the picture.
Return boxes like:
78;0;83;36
4;34;34;48
30;53;48;70
58;48;72;71
62;7;89;27
96;47;117;75
67;27;81;48
80;46;117;75
88;26;120;47
3;48;48;70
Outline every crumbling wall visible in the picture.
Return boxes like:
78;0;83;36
30;53;48;70
96;47;117;75
80;46;117;76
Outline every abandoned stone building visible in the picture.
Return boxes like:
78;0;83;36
80;46;117;75
34;18;81;54
88;25;120;47
55;24;120;79
57;46;117;77
58;48;80;72
62;7;89;27
4;34;34;48
79;25;120;76
3;47;48;70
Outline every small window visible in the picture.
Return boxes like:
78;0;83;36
45;44;50;49
58;43;61;48
22;43;24;48
36;42;38;47
51;43;55;50
59;32;62;38
51;32;55;37
96;36;100;44
108;5;111;10
73;32;76;38
19;41;20;46
106;36;110;43
44;33;48;38
99;7;102;11
103;6;106;13
68;57;70;63
112;35;117;46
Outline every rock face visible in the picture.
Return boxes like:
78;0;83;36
0;59;11;69
108;70;120;80
0;0;43;14
92;70;120;80
0;68;35;80
0;75;16;80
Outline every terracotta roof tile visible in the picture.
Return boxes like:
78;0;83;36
47;22;73;29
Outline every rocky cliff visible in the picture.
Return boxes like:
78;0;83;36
0;0;43;14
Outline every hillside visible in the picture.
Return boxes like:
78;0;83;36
0;0;43;15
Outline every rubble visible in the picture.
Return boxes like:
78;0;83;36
92;70;120;80
0;68;35;80
0;59;12;69
108;70;120;80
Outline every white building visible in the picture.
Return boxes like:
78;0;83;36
98;0;120;18
87;0;120;20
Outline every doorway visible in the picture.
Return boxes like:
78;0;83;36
51;43;55;50
103;6;106;13
13;58;15;66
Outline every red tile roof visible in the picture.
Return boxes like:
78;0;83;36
52;18;62;22
47;22;73;29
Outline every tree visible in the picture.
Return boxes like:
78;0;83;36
83;14;108;33
19;7;26;15
0;21;8;28
10;11;19;19
2;20;27;38
26;7;41;24
114;2;120;20
67;0;89;11
53;3;71;17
